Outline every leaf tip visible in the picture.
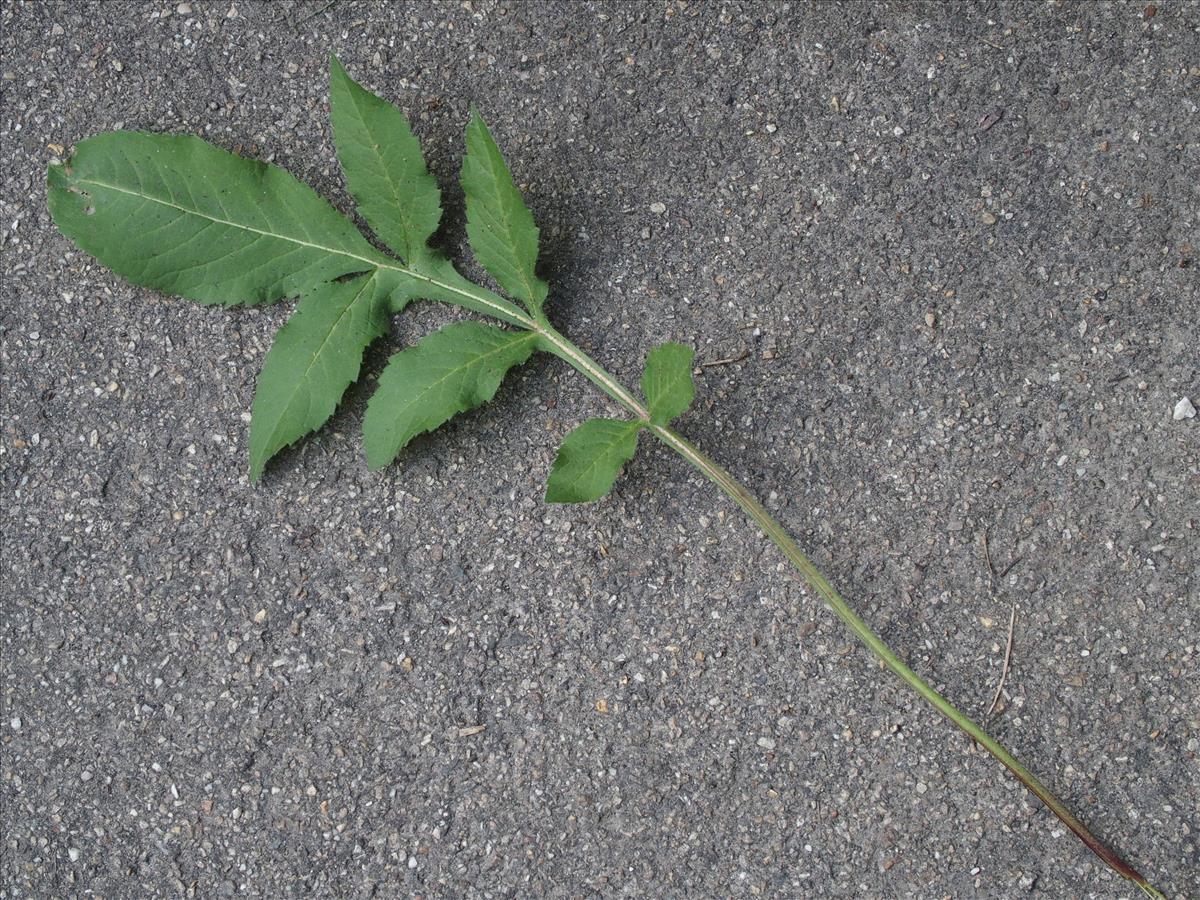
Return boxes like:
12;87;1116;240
363;450;391;473
465;105;492;142
543;480;580;505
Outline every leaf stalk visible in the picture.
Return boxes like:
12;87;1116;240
535;323;1165;898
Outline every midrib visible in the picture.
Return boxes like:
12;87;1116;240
78;176;530;326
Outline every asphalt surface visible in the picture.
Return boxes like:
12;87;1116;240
2;2;1197;897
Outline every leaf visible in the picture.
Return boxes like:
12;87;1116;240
249;271;396;481
545;418;642;503
363;322;538;469
461;109;549;313
47;131;392;306
329;56;442;264
641;342;695;425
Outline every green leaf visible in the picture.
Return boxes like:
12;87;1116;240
363;322;538;469
47;131;392;306
545;418;642;503
329;56;441;264
641;342;695;425
249;271;397;481
461;109;549;313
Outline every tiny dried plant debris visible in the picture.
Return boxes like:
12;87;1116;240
47;56;1167;899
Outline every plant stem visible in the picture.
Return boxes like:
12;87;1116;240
536;323;1164;898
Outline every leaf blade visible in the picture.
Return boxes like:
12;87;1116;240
363;322;538;470
249;272;394;481
545;418;642;503
47;131;391;306
641;342;695;425
461;110;549;313
329;56;441;263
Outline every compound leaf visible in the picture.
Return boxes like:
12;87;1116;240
363;322;538;469
330;55;441;264
250;271;398;481
641;342;695;425
545;418;642;503
461;109;549;313
47;131;391;306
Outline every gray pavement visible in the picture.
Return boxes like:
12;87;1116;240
2;2;1197;897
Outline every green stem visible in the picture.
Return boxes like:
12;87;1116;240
535;323;1164;898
